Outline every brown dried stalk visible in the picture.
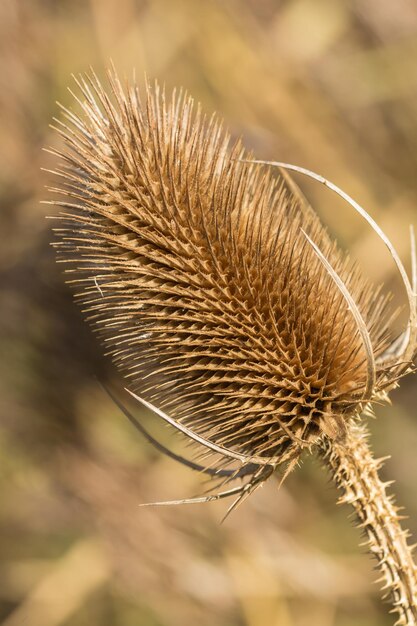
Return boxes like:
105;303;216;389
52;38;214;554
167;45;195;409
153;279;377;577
323;423;417;625
46;70;417;624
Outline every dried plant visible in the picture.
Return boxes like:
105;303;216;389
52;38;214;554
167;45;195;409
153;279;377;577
47;70;417;625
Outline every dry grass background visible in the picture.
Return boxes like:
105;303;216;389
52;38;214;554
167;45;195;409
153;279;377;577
1;0;417;624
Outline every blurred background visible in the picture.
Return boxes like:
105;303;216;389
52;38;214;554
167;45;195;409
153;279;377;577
1;0;417;625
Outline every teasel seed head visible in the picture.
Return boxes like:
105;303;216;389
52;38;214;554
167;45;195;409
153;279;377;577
47;70;417;490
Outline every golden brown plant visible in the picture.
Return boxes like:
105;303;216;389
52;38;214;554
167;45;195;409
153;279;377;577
47;70;417;625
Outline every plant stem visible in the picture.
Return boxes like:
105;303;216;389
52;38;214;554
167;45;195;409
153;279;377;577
321;421;417;626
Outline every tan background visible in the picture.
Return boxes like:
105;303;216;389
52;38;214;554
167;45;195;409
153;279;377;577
1;1;417;625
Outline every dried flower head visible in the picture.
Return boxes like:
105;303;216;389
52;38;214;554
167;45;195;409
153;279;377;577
48;70;417;623
48;72;417;489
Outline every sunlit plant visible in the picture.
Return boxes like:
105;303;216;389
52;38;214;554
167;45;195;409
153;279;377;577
47;70;417;625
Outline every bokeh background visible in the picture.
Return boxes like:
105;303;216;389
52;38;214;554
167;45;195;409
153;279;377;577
1;1;417;625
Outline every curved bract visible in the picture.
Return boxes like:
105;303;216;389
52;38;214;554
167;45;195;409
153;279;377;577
301;229;376;402
244;159;417;371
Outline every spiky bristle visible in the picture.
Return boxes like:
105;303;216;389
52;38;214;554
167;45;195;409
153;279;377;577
48;71;393;473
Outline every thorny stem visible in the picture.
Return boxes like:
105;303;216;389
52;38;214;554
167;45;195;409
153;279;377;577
321;421;417;626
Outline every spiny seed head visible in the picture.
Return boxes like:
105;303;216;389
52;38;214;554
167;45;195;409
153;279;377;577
48;71;411;482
